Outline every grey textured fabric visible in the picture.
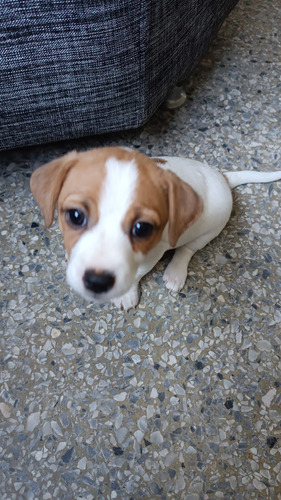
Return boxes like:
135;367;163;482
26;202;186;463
0;0;238;150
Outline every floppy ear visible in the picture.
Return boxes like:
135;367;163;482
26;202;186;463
163;170;204;247
30;151;78;228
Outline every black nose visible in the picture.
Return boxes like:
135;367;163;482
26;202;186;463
83;269;115;294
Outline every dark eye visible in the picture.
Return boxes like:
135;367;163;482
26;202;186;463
66;209;87;228
131;221;154;238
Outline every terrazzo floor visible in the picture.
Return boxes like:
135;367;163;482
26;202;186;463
1;0;280;498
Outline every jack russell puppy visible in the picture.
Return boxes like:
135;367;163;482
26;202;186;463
30;147;281;310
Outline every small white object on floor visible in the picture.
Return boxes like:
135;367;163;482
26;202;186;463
165;85;187;109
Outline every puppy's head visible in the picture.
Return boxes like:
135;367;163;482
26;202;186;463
30;147;203;302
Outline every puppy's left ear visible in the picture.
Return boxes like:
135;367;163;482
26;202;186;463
163;170;204;247
30;151;78;228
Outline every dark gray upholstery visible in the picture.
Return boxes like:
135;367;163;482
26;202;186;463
0;0;238;150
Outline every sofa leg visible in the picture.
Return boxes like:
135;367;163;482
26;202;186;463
165;85;187;109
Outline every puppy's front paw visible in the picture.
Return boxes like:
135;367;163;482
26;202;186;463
112;285;139;311
163;261;187;293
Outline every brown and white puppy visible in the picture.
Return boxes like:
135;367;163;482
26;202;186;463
30;147;281;310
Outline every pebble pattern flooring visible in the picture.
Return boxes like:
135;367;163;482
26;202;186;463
1;0;280;498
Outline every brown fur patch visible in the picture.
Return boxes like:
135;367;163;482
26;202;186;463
121;153;170;254
163;169;204;247
153;158;168;165
130;153;203;248
57;153;107;256
30;151;79;228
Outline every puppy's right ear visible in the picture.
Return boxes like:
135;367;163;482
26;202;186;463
30;151;78;228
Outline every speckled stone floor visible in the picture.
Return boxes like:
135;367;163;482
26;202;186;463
1;0;280;499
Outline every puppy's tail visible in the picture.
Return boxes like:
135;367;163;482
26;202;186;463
224;170;281;190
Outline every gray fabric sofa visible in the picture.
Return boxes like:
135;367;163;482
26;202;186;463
0;0;238;150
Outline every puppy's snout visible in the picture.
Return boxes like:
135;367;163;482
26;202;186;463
83;269;115;294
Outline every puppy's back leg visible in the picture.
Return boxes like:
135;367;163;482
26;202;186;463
163;230;222;293
163;245;195;292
